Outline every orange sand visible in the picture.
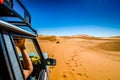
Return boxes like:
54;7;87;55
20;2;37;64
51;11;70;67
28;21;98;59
37;35;120;80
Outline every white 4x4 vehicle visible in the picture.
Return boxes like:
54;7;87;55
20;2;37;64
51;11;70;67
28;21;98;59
0;0;56;80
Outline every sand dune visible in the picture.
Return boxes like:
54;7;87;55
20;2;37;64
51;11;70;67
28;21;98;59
96;42;120;51
38;35;57;42
37;35;120;80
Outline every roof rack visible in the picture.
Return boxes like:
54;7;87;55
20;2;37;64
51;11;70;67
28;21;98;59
0;0;37;34
0;20;37;37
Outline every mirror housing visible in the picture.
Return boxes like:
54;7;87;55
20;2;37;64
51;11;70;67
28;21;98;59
45;58;56;66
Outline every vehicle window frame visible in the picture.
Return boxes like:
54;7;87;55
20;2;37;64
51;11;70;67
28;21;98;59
11;33;44;59
10;33;46;79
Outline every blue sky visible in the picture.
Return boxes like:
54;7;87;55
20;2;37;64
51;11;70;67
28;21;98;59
21;0;120;37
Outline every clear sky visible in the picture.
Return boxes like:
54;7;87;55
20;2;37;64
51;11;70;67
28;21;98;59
21;0;120;37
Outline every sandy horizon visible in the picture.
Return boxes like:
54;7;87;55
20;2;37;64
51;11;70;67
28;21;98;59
37;34;120;80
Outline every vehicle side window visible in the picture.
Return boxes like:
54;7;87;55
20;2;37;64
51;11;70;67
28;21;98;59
13;37;42;79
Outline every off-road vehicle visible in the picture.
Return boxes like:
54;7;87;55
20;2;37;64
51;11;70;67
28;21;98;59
0;0;56;80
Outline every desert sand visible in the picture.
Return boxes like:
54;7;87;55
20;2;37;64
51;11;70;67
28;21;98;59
37;35;120;80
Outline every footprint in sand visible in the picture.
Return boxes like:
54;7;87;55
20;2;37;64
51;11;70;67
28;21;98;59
51;54;54;57
71;69;75;71
83;73;88;78
108;78;110;80
62;74;67;78
71;58;74;61
75;64;78;67
71;55;75;58
65;62;69;65
77;73;82;76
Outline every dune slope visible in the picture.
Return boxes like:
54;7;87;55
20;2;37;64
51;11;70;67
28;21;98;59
38;35;120;80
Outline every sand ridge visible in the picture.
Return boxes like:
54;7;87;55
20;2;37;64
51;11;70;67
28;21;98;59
37;35;120;80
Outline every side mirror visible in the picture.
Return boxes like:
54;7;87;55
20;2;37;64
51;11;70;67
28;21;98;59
45;58;56;66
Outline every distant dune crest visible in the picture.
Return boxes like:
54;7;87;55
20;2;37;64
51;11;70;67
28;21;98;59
38;34;120;51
